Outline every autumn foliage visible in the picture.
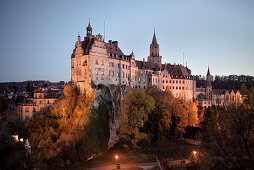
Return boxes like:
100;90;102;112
119;86;199;148
24;85;109;166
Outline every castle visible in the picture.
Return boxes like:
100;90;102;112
71;22;196;103
71;22;243;106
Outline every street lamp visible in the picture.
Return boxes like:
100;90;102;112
115;155;118;164
115;155;120;169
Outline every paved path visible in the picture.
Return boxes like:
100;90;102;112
85;162;158;170
85;159;191;170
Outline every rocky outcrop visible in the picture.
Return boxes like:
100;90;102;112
92;84;130;149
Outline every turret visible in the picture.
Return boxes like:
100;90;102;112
86;19;93;38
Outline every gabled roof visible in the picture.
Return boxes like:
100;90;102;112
162;64;192;79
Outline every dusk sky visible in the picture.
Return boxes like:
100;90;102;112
0;0;254;82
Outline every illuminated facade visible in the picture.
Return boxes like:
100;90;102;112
71;22;196;102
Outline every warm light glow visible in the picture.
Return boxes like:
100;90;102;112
115;155;118;159
12;135;19;142
193;151;197;155
20;138;23;142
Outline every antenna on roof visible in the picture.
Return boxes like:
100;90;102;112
183;51;184;66
104;21;105;42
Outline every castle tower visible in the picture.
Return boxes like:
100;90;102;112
86;19;93;38
147;29;162;67
206;67;212;99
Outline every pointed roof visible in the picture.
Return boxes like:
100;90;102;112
86;19;92;31
207;67;210;75
152;29;158;45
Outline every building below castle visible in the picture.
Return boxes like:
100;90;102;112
16;89;59;121
71;22;196;103
195;68;243;107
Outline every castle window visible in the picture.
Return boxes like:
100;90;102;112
179;87;181;90
96;59;98;65
47;100;49;104
122;64;124;69
101;69;104;75
112;71;114;77
170;86;171;89
101;60;104;65
183;81;185;84
173;80;175;83
126;65;127;69
95;68;98;75
122;73;124;78
163;80;164;83
126;73;127;78
25;107;29;112
163;86;164;89
176;80;178;84
183;87;184;90
173;86;175;89
179;81;181;84
166;80;168;83
118;64;120;68
169;80;171;83
176;86;178;90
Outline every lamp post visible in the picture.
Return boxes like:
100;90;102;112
115;155;118;165
115;155;120;169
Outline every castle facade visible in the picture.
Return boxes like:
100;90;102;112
71;22;196;102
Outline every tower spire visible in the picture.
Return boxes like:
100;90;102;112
152;27;158;45
86;18;92;37
207;66;210;75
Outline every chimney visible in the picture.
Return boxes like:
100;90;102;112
112;41;118;48
108;40;112;44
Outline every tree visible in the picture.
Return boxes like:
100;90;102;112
199;105;254;169
0;119;27;170
25;85;97;167
119;88;155;149
146;86;174;142
187;103;199;127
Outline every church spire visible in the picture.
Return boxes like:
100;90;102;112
152;28;158;45
207;66;210;75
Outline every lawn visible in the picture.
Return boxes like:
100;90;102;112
67;140;196;169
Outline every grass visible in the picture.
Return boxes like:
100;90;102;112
67;140;196;169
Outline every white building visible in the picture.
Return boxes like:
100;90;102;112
71;22;196;103
16;89;58;121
